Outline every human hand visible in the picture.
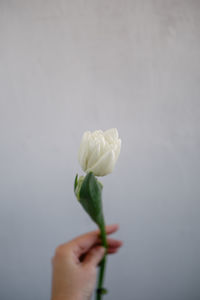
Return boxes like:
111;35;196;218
51;224;123;300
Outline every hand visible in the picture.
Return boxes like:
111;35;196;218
51;224;123;300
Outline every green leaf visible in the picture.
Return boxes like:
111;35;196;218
79;172;103;227
74;174;78;193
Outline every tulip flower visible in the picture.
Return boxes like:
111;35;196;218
74;128;121;300
78;128;121;176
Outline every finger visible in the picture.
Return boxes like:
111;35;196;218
104;224;119;235
96;238;123;248
82;246;106;267
107;248;119;254
100;238;123;254
79;238;122;263
69;224;119;256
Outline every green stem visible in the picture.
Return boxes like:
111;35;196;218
96;218;108;300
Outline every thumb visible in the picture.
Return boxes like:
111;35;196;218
83;246;106;267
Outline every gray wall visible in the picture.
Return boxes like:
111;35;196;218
0;1;200;300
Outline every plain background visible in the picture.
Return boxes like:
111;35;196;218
0;1;200;300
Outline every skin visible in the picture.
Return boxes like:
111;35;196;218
51;224;123;300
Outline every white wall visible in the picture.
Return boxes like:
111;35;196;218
0;1;200;299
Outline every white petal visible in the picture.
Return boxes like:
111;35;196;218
87;143;100;169
96;134;106;156
86;150;115;176
104;128;119;140
114;139;121;162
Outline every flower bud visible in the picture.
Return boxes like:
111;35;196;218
78;128;121;176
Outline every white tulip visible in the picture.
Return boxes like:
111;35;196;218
78;128;121;176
